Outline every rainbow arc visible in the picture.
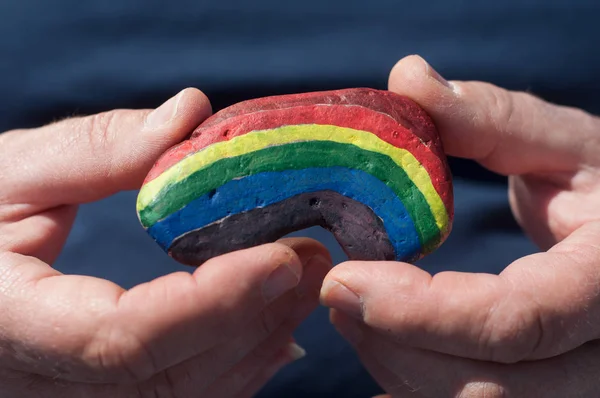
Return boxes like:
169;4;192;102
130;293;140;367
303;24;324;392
137;88;453;265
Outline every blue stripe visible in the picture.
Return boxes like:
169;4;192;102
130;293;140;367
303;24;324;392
148;167;421;260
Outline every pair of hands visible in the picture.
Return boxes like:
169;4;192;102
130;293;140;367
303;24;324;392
1;55;599;397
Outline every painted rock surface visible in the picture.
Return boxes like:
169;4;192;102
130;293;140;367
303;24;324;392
137;88;454;265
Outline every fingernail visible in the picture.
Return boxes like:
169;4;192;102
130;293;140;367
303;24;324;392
295;255;332;298
265;342;306;376
320;280;363;320
417;55;453;89
263;263;301;303
285;342;307;361
145;89;185;129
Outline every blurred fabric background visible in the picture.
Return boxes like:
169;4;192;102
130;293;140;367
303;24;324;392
1;1;598;396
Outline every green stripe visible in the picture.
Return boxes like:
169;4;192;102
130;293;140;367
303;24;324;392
140;141;440;252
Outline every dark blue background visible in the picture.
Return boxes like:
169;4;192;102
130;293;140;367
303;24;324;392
1;1;598;396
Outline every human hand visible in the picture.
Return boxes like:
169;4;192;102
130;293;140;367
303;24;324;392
0;89;331;397
321;55;600;397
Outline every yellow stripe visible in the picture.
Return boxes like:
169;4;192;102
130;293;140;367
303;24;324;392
138;125;449;230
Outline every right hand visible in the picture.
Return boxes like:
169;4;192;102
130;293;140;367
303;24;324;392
0;88;332;397
322;55;600;397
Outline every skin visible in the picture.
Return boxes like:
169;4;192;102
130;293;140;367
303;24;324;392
320;55;600;397
3;55;599;398
0;88;332;397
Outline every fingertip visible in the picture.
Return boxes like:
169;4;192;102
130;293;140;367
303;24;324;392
273;239;334;296
321;261;431;317
276;237;333;266
388;54;429;90
144;87;212;137
320;261;364;299
390;55;457;98
199;241;305;282
389;54;445;89
322;260;385;289
237;242;305;303
263;241;304;277
176;87;213;122
273;238;332;303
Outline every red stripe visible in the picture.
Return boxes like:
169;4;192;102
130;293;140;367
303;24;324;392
197;88;440;146
148;88;442;178
144;102;453;216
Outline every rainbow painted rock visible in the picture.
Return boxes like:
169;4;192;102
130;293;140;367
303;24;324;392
137;88;453;265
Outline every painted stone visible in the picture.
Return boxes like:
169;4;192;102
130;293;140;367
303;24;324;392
137;88;454;266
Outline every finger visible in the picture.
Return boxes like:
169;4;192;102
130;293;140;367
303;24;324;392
277;237;333;295
0;204;77;263
0;241;330;382
388;55;600;174
0;87;211;207
138;322;303;397
229;339;305;398
200;338;304;397
147;251;327;394
276;237;332;265
335;316;600;398
337;318;506;397
232;353;292;398
359;356;425;398
116;240;328;379
0;282;312;398
208;247;330;398
321;221;600;363
330;310;425;398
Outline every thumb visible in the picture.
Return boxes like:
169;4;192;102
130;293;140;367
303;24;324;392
0;88;212;206
388;55;600;175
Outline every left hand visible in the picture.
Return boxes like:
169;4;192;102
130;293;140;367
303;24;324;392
320;56;600;397
0;88;331;397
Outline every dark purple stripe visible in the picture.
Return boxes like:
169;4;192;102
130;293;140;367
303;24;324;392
168;190;395;265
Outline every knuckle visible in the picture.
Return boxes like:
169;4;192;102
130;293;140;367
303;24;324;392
79;110;121;155
478;294;543;363
87;322;158;382
475;84;520;164
486;85;517;133
76;110;127;179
